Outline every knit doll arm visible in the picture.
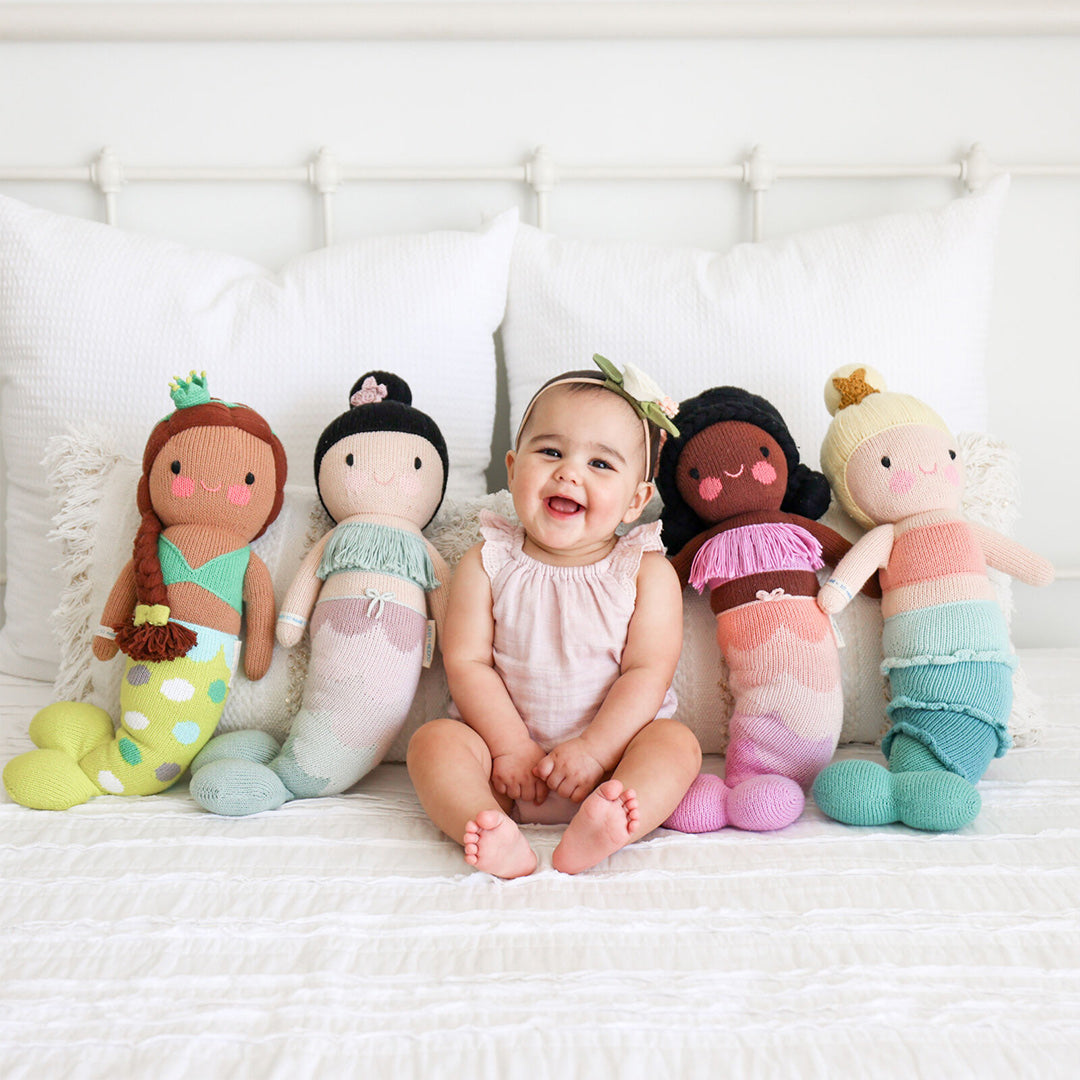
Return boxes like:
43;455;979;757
92;559;138;661
424;539;451;643
669;526;725;589
445;544;548;805
969;522;1055;587
796;517;882;599
276;530;333;648
818;523;895;614
241;552;276;681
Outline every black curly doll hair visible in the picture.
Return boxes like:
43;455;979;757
313;370;449;528
656;386;831;558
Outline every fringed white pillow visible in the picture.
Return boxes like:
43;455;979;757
46;428;1041;757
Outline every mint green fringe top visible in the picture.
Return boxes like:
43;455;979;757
316;521;439;591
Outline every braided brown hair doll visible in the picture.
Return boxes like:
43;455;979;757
4;373;286;809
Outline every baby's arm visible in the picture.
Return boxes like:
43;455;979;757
93;559;138;660
276;530;333;647
444;544;548;805
535;552;683;803
817;523;895;614
969;522;1055;587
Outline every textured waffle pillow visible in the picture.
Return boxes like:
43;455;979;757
501;177;1008;459
48;431;1039;755
0;196;516;678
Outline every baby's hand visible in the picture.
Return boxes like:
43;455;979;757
491;741;549;806
534;738;606;803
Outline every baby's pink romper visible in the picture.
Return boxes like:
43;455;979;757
451;511;678;824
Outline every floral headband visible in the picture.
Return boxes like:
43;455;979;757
515;354;680;482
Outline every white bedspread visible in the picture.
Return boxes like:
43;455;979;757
2;650;1079;1079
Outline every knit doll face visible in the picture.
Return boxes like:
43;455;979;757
317;430;446;527
149;426;280;540
845;423;964;525
675;421;788;523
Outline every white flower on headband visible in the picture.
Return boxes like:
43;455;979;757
592;354;680;436
621;363;665;406
351;376;388;407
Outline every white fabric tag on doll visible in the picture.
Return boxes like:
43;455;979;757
829;615;846;650
423;620;436;668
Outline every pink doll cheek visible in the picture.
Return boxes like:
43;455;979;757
698;476;723;501
227;484;253;506
751;460;777;485
888;469;916;495
171;475;196;498
944;463;961;486
397;472;423;496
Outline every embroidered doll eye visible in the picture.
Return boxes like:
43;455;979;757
689;467;700;480
345;453;354;467
414;457;422;470
760;447;770;458
244;472;255;486
949;450;957;460
881;456;891;468
170;460;181;475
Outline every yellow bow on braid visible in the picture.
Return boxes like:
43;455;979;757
133;604;171;627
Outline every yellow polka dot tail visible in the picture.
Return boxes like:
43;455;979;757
3;625;238;809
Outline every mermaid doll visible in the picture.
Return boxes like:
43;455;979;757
659;386;877;832
190;372;451;815
812;366;1054;830
3;373;287;809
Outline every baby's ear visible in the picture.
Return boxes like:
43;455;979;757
623;480;655;524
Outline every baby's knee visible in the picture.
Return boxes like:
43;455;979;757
651;717;703;766
407;717;467;763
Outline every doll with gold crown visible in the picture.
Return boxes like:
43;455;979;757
3;374;286;810
812;365;1054;831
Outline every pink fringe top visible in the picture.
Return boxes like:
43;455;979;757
689;522;824;594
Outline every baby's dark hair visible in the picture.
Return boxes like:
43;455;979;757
314;371;449;526
518;370;663;480
656;386;831;556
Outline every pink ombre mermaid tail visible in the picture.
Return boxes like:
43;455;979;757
665;594;843;833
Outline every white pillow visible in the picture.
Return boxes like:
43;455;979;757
501;177;1008;464
47;429;1040;755
0;196;517;679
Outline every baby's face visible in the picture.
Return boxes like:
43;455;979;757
507;385;652;563
846;423;964;524
317;430;444;527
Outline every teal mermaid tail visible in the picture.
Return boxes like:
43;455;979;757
813;600;1013;832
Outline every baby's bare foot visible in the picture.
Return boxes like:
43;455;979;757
463;808;538;879
552;779;640;875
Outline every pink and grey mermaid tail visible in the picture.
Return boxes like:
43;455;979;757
190;593;427;816
665;593;843;833
813;599;1014;831
3;622;239;810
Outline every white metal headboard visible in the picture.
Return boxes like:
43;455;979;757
5;143;1080;247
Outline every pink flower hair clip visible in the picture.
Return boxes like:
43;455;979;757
351;376;389;407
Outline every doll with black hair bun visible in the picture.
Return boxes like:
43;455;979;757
189;371;451;816
659;386;878;833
